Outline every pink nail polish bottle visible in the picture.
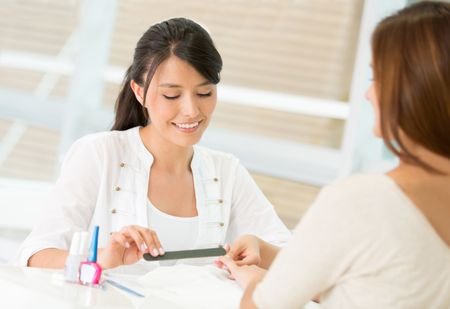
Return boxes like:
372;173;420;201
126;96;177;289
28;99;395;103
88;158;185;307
79;225;102;285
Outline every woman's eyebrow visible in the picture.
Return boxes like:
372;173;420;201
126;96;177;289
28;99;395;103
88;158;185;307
158;81;212;88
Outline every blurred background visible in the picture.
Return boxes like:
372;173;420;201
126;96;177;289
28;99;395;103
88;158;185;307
1;0;422;264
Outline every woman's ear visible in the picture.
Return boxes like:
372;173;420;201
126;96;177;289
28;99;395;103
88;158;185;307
130;80;144;106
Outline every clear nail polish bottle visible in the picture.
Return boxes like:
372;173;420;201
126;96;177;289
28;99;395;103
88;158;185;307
64;231;89;282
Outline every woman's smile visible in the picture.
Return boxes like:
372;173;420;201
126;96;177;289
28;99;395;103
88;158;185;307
171;120;202;133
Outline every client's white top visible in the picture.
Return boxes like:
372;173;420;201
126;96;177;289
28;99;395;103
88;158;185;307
147;200;198;251
254;174;450;309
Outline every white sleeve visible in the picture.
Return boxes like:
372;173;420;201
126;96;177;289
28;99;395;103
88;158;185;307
15;137;102;266
253;186;367;309
225;163;291;246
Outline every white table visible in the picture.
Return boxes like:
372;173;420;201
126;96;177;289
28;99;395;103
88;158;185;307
0;265;321;309
0;266;186;308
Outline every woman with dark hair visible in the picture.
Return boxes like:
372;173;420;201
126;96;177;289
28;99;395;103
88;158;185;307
218;2;450;308
17;18;290;271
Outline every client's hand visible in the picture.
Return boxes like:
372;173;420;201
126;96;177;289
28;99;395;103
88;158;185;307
216;234;261;269
98;225;164;269
218;255;266;289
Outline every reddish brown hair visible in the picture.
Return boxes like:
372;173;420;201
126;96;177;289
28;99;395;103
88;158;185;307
372;1;450;173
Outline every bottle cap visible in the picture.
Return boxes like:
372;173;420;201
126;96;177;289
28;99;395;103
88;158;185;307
69;232;81;255
87;226;100;263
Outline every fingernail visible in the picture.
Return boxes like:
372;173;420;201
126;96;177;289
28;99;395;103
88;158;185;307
125;242;130;249
152;248;159;256
159;248;165;255
140;244;147;252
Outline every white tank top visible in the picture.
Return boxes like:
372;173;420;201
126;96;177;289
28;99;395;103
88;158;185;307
147;200;199;251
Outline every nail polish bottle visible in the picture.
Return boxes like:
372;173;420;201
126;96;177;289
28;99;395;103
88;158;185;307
64;231;89;282
79;226;103;285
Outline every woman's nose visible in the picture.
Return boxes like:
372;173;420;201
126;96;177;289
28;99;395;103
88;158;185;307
180;95;200;118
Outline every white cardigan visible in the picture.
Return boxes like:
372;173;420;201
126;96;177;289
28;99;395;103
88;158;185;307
17;127;290;266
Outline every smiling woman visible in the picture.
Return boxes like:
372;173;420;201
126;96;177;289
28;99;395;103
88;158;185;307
16;17;290;272
130;55;217;147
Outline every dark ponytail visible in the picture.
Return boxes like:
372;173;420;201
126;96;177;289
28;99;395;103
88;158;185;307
112;17;223;131
111;67;149;130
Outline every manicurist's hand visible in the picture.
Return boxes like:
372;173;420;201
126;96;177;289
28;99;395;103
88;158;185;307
98;225;164;269
219;255;266;290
